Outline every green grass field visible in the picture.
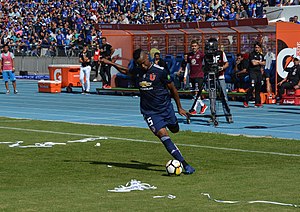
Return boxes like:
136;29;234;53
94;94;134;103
0;117;299;212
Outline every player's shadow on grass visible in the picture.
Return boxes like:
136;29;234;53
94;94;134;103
65;159;165;173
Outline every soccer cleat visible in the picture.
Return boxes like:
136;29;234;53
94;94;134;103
14;90;18;94
106;85;112;89
184;165;195;175
199;104;208;114
6;90;10;94
189;109;197;115
254;103;263;108
102;84;107;89
243;101;249;108
93;78;98;82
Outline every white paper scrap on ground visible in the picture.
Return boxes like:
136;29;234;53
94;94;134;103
201;193;299;208
108;179;157;193
153;194;176;199
67;137;108;143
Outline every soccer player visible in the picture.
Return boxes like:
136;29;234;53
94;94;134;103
184;40;207;115
79;44;92;94
101;49;195;174
0;44;18;94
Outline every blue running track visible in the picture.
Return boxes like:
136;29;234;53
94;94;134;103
0;80;299;140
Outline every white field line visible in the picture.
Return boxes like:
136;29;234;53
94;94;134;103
0;125;299;157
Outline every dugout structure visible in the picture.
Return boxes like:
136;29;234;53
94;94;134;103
96;18;275;64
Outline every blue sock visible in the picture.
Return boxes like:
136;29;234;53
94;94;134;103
160;136;184;162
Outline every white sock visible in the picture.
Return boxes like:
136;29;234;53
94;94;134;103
198;98;204;107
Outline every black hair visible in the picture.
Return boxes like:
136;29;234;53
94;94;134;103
236;53;243;58
208;37;218;42
294;58;299;62
254;42;262;48
154;52;160;57
133;48;142;61
191;40;199;45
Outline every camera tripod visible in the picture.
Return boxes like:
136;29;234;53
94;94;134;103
186;71;219;127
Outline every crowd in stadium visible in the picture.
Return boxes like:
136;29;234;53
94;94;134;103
0;0;294;56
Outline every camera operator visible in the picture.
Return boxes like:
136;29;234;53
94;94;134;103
184;40;207;115
205;38;233;123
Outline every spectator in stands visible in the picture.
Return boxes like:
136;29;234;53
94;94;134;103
294;16;300;24
79;44;92;94
0;44;18;94
174;53;188;90
232;53;249;92
100;37;114;89
0;0;273;57
243;42;266;108
239;5;249;19
184;40;207;115
277;58;300;101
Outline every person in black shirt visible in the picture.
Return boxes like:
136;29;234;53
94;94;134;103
100;37;114;89
243;42;266;107
79;44;92;93
100;49;195;175
153;52;169;72
232;53;249;91
277;58;300;100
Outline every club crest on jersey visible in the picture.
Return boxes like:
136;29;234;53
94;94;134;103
149;73;156;81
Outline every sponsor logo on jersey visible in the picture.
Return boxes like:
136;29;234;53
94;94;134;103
139;81;152;88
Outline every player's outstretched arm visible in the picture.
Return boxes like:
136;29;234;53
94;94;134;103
167;82;187;117
101;58;129;74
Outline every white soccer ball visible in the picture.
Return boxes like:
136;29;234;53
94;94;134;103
166;160;183;176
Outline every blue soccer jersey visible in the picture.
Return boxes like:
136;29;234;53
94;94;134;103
138;64;173;116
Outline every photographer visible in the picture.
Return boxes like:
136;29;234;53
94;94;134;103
205;38;233;123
